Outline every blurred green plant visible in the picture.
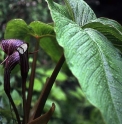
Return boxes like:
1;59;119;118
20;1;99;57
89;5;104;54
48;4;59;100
0;0;55;39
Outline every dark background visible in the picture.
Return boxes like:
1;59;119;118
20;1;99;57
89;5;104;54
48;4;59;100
86;0;122;24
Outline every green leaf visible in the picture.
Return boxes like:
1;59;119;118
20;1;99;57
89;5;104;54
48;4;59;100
4;19;30;40
33;78;42;92
39;37;63;62
46;0;122;124
64;0;96;26
51;84;66;101
29;21;55;38
29;21;63;62
0;107;16;121
46;0;71;20
11;90;22;106
83;17;122;51
45;69;67;81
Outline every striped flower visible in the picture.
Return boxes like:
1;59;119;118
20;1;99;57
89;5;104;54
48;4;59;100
0;39;29;92
0;39;24;55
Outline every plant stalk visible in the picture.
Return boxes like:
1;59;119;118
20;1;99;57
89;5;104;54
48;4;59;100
7;93;21;124
31;53;65;120
26;39;39;121
19;50;29;124
4;70;21;124
22;78;27;124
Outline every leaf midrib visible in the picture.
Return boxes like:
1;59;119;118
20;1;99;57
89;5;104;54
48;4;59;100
85;29;120;122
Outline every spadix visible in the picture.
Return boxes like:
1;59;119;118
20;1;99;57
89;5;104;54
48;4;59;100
17;43;28;54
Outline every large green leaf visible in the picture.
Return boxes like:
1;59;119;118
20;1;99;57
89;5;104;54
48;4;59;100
46;0;122;124
64;0;96;26
83;17;122;51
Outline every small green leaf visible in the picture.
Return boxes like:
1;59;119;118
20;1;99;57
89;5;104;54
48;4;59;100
0;85;4;96
33;78;42;92
11;90;22;106
51;84;66;100
4;19;30;40
45;69;67;81
0;107;16;121
29;21;55;38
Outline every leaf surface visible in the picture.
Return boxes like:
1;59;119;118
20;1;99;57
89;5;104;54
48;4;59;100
4;19;30;40
64;0;96;26
83;17;122;51
46;0;122;124
29;21;63;62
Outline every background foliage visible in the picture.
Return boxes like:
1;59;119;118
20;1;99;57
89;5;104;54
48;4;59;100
0;0;122;124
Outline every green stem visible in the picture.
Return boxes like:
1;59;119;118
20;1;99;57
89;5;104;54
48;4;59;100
31;53;65;120
26;39;39;121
